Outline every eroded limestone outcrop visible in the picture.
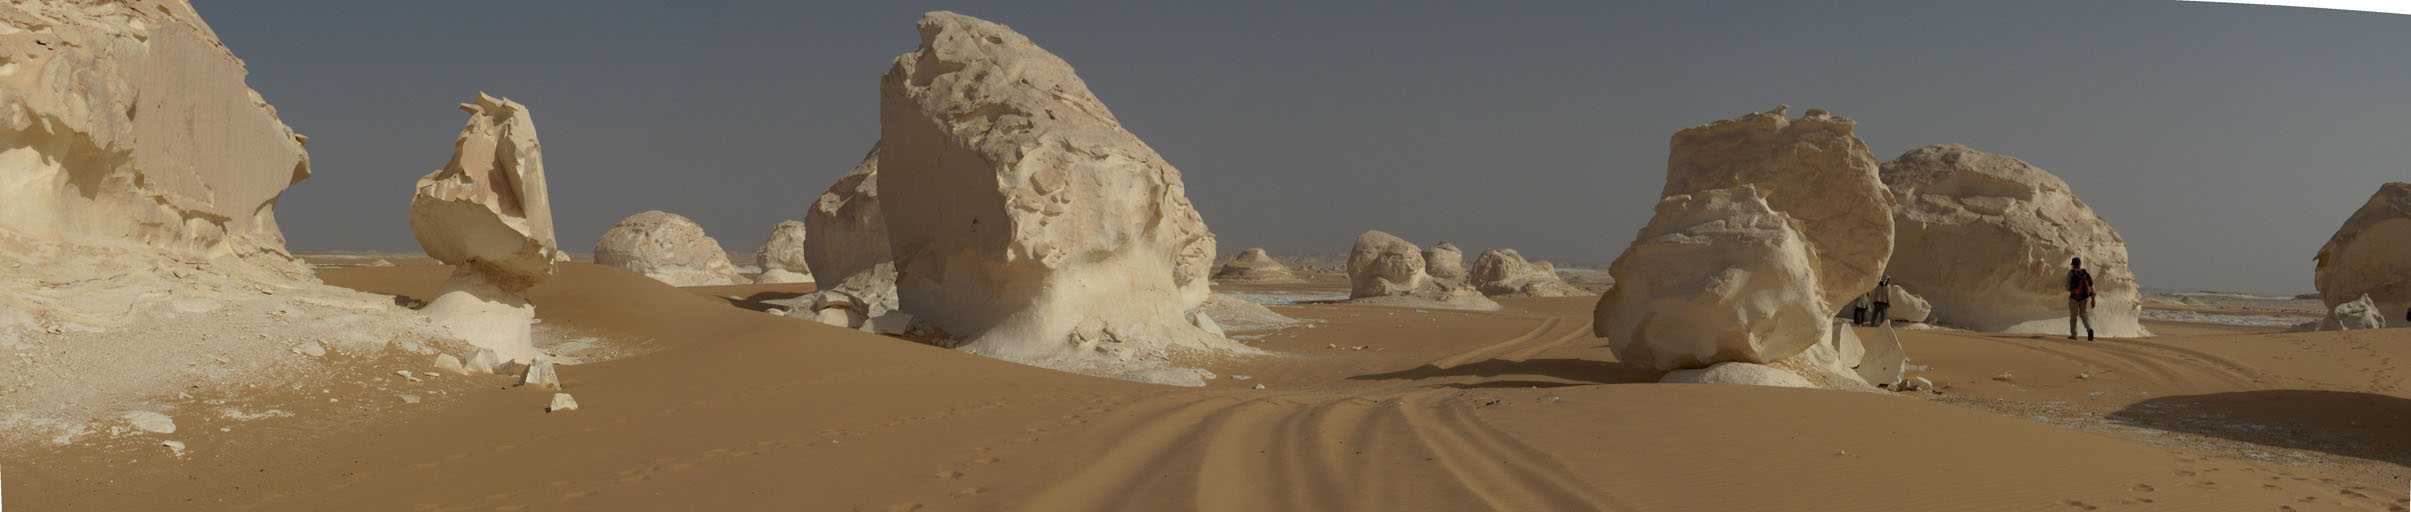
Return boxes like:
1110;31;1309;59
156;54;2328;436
754;220;813;284
2313;182;2411;328
408;93;565;363
1596;186;1828;371
1214;247;1301;283
806;144;890;285
595;210;748;287
1345;231;1498;311
1470;248;1587;297
1881;144;2147;337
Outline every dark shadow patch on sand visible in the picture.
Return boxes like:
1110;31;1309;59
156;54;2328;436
2106;389;2411;466
1438;379;1593;390
1349;358;1659;386
720;291;809;313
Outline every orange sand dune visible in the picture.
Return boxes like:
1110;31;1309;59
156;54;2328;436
5;264;2404;511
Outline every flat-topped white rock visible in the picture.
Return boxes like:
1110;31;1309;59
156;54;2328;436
806;145;892;285
879;12;1245;384
595;210;748;287
2313;182;2411;326
1346;231;1498;310
1663;106;1895;312
409;93;565;363
754;220;813;284
1213;248;1303;282
1596;185;1827;370
1881;144;2149;337
1470;248;1587;297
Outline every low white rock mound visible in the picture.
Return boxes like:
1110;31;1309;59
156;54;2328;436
595;210;748;287
2314;182;2411;325
753;220;813;284
1882;144;2149;337
1660;363;1816;389
1470;249;1588;297
1213;248;1303;282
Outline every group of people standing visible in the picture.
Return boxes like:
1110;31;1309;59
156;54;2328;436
1850;275;1894;327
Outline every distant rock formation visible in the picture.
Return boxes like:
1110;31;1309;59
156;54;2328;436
408;93;566;363
1346;231;1498;310
595;210;747;287
2330;294;2386;330
879;12;1246;385
754;220;813;284
1882;144;2148;337
1470;249;1587;297
806;144;891;285
1423;242;1467;282
1213;248;1302;282
1598;186;1828;370
2313;182;2411;328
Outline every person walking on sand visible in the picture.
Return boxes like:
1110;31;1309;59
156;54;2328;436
1870;275;1893;327
2067;257;2095;341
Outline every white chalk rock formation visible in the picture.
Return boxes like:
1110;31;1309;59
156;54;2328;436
546;393;579;413
1595;186;1829;370
1881;144;2149;337
1423;242;1467;282
1660;362;1816;389
879;12;1245;383
1663;106;1895;312
409;93;565;363
1195;293;1304;333
753;220;814;284
1213;248;1302;282
806;145;892;285
1470;249;1587;297
1855;325;1907;387
1346;231;1498;310
2313;182;2411;325
595;210;748;287
1886;284;1932;323
2331;294;2386;330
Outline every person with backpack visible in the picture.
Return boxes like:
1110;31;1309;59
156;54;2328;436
1870;275;1893;327
2067;257;2095;341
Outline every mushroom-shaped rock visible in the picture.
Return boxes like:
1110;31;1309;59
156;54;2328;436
1881;144;2149;337
1214;248;1302;282
1596;186;1829;371
806;144;892;285
753;220;813;284
1470;249;1587;297
1664;106;1895;312
594;211;748;287
1886;284;1932;323
1423;242;1467;282
879;12;1244;380
2313;182;2411;325
408;93;564;363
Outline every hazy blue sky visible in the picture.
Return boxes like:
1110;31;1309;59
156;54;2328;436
208;1;2407;294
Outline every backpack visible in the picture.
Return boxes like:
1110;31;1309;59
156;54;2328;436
2070;269;2094;300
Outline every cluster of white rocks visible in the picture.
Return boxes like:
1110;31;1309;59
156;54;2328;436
1343;231;1499;311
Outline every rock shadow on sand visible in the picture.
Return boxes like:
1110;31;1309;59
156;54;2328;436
1349;358;1661;387
2106;389;2411;466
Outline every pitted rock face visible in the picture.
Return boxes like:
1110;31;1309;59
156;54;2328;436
0;1;311;265
1882;144;2148;337
594;210;747;287
1664;107;1894;312
1423;242;1467;281
879;11;1239;377
409;93;564;290
1214;247;1301;282
2313;182;2411;323
754;220;811;281
1470;248;1586;297
1348;231;1428;298
1596;186;1829;371
806;144;890;285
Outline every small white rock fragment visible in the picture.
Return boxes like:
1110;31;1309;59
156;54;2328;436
546;393;579;412
395;370;420;382
520;359;560;390
161;440;187;458
1251;384;1267;390
465;348;502;375
123;411;176;434
290;341;328;357
434;353;470;375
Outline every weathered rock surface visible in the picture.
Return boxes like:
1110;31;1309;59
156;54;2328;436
879;12;1244;384
753;220;813;284
546;393;579;413
2331;294;2386;330
1423;242;1467;282
1470;248;1588;297
1345;231;1499;310
595;210;748;287
409;93;564;363
1664;106;1895;312
2313;182;2411;325
1595;186;1828;370
1881;144;2149;337
806;144;891;285
1886;284;1932;323
1213;248;1302;282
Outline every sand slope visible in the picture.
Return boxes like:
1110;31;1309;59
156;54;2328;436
4;266;2405;511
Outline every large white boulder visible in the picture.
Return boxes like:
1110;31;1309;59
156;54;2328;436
595;210;748;287
2331;294;2386;330
1346;231;1498;310
805;144;891;285
1423;242;1468;282
753;220;813;284
2313;182;2411;325
1470;248;1588;297
1881;144;2149;337
1886;284;1932;323
408;93;565;363
1213;248;1302;282
1596;186;1829;371
878;12;1245;382
1662;106;1895;313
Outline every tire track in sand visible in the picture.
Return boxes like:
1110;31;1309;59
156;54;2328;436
1431;315;1582;369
